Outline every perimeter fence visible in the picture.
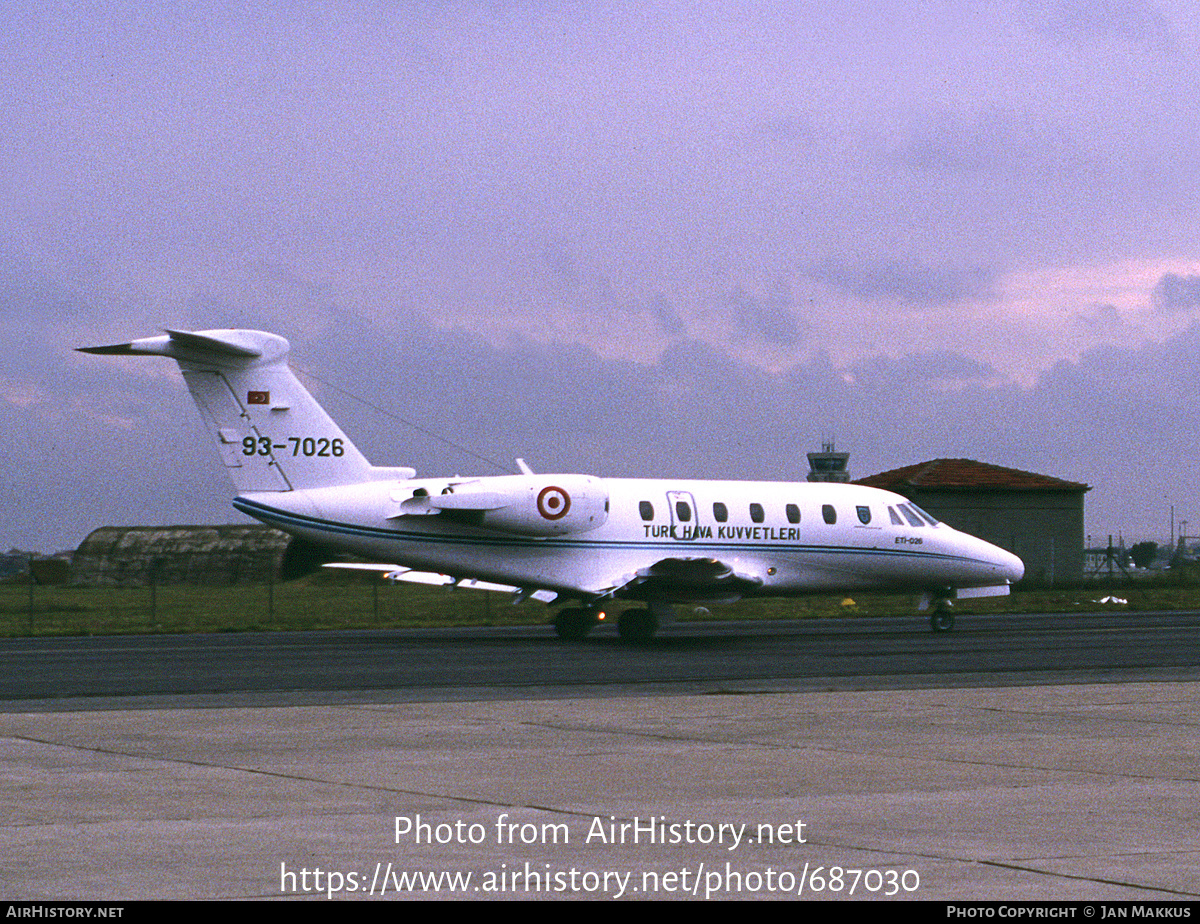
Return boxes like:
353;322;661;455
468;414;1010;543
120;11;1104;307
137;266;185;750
0;579;530;636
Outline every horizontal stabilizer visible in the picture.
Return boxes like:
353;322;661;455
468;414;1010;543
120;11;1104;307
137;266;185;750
164;328;265;357
78;328;269;360
78;342;154;356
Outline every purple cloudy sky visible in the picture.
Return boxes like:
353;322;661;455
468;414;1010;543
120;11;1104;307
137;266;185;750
3;1;1200;551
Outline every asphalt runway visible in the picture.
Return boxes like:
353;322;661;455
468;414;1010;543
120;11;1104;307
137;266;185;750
5;612;1200;901
2;610;1199;705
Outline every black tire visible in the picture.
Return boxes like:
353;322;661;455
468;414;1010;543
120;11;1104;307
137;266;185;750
930;610;955;633
554;607;594;641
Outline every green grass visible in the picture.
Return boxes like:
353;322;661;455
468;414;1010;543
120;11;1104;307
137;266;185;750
0;574;546;637
2;570;1199;637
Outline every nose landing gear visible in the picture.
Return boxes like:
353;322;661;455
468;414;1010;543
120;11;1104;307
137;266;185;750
929;605;955;633
919;590;956;633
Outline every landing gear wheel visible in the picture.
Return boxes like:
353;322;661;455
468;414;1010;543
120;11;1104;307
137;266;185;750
617;609;659;642
554;607;595;641
930;609;955;633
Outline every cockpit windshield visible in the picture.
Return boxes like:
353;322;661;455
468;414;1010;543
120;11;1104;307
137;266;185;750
910;503;940;526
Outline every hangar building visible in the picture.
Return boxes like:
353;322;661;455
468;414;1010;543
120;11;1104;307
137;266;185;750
70;524;325;586
855;459;1090;586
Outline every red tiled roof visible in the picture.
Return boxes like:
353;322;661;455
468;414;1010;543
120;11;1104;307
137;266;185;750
855;459;1090;493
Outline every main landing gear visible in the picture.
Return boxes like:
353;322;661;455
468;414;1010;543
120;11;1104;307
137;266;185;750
617;608;658;642
553;607;598;641
552;603;667;642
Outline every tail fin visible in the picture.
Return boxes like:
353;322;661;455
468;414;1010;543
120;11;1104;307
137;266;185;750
80;328;413;491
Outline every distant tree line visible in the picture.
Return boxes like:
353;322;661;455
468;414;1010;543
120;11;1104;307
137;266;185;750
1129;541;1158;569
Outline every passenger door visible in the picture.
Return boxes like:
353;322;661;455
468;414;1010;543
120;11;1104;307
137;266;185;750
666;490;699;541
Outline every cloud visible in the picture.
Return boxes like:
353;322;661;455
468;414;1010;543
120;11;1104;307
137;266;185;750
715;283;805;346
0;251;97;325
15;314;1200;553
1151;273;1200;312
890;108;1028;177
646;293;687;338
806;259;995;307
1025;0;1175;53
1070;302;1132;331
846;351;1000;390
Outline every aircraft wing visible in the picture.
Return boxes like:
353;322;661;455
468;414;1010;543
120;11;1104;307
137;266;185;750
322;563;558;603
613;556;764;604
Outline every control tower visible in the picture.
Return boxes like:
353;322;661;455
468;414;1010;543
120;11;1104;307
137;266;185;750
807;440;850;483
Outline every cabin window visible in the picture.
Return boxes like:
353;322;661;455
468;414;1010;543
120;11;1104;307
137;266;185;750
822;504;837;524
786;503;800;524
675;501;692;522
888;506;904;526
856;505;871;525
898;504;924;527
750;503;764;523
639;501;654;521
713;502;728;522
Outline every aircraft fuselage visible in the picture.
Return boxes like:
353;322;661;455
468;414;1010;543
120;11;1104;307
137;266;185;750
234;475;1023;603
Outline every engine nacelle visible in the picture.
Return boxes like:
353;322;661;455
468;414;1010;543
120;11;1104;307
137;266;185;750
404;474;609;537
480;474;609;536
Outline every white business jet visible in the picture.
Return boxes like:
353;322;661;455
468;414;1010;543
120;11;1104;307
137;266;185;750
81;328;1024;640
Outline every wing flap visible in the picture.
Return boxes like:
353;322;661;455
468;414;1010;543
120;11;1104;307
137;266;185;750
321;563;558;603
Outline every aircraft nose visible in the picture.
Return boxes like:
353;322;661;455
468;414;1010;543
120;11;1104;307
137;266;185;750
966;533;1025;584
1001;548;1025;584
